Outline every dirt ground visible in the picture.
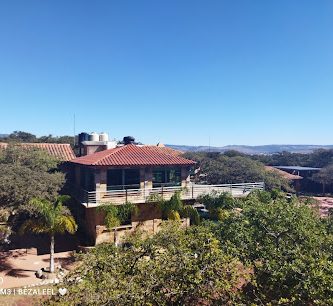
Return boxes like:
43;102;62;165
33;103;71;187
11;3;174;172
312;196;333;217
0;248;75;289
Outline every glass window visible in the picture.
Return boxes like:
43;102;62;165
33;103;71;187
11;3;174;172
124;169;140;189
107;169;140;190
81;168;95;191
153;167;181;187
107;169;123;190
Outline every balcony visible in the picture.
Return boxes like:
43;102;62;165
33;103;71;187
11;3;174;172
79;182;265;207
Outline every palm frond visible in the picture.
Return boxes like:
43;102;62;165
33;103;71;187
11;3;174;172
19;219;50;235
54;215;78;234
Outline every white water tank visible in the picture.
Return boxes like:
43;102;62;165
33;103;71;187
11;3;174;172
89;132;99;141
99;132;109;142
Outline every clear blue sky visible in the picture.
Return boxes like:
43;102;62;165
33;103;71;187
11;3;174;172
0;1;332;146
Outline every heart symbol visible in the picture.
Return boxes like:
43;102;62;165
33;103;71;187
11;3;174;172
58;288;68;296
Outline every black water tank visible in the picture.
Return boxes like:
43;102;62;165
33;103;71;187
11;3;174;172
123;136;135;145
78;132;89;144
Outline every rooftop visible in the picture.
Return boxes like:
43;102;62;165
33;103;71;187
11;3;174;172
70;144;195;167
0;142;76;161
274;166;321;171
265;166;303;180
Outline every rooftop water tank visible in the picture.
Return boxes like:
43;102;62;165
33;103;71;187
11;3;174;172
123;136;135;145
78;132;89;144
99;132;109;142
89;132;99;141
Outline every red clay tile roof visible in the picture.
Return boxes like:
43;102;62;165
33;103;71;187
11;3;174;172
144;145;183;157
265;166;303;180
0;142;76;161
70;144;196;167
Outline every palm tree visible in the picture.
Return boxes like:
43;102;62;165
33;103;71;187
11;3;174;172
20;195;77;273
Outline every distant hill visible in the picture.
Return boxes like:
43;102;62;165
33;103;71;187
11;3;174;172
167;144;333;155
0;134;9;139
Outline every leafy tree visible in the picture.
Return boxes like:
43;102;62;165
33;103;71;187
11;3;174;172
311;164;333;194
4;130;74;146
198;191;237;220
49;223;248;305
159;192;200;225
8;130;37;142
252;149;333;168
185;151;291;191
0;145;64;210
0;208;11;247
19;196;77;273
209;190;333;304
97;202;138;245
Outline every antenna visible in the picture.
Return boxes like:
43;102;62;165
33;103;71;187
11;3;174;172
73;113;76;147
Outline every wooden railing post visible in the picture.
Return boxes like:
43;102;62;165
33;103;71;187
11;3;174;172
192;184;194;199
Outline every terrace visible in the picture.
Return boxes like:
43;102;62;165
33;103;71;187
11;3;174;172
79;182;265;207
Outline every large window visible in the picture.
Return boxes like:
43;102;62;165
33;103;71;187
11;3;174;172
107;169;140;190
152;167;181;188
81;168;95;191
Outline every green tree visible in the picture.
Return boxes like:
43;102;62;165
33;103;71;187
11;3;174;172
185;152;291;191
19;196;77;273
311;164;333;194
7;130;37;142
0;145;64;210
198;191;237;220
97;202;138;245
49;222;248;305
159;191;200;225
209;190;333;304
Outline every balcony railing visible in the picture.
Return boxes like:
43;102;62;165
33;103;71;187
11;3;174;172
80;182;265;207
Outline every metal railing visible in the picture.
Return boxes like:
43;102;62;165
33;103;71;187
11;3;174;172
81;182;265;207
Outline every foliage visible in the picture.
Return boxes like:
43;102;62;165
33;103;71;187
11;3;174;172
159;192;201;225
252;149;333;168
0;145;64;211
208;190;333;305
97;202;138;229
0;208;11;245
311;164;333;193
184;151;291;191
19;196;77;272
181;205;201;225
19;196;77;236
3;130;74;146
198;192;237;220
48;223;248;306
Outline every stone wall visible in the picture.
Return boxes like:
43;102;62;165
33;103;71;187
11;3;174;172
95;218;190;245
84;202;190;245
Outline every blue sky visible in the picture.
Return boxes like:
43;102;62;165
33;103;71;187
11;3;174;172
0;1;332;146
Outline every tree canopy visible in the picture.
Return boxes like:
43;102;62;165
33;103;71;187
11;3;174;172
311;164;333;193
252;149;333;168
49;222;248;306
0;144;64;211
2;130;74;146
47;190;333;305
184;151;291;191
209;190;333;304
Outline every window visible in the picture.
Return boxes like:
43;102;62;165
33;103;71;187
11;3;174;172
107;169;122;190
81;168;95;191
124;169;140;189
152;167;181;188
107;169;140;190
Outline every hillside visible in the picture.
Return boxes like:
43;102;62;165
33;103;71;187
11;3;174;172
167;144;333;155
